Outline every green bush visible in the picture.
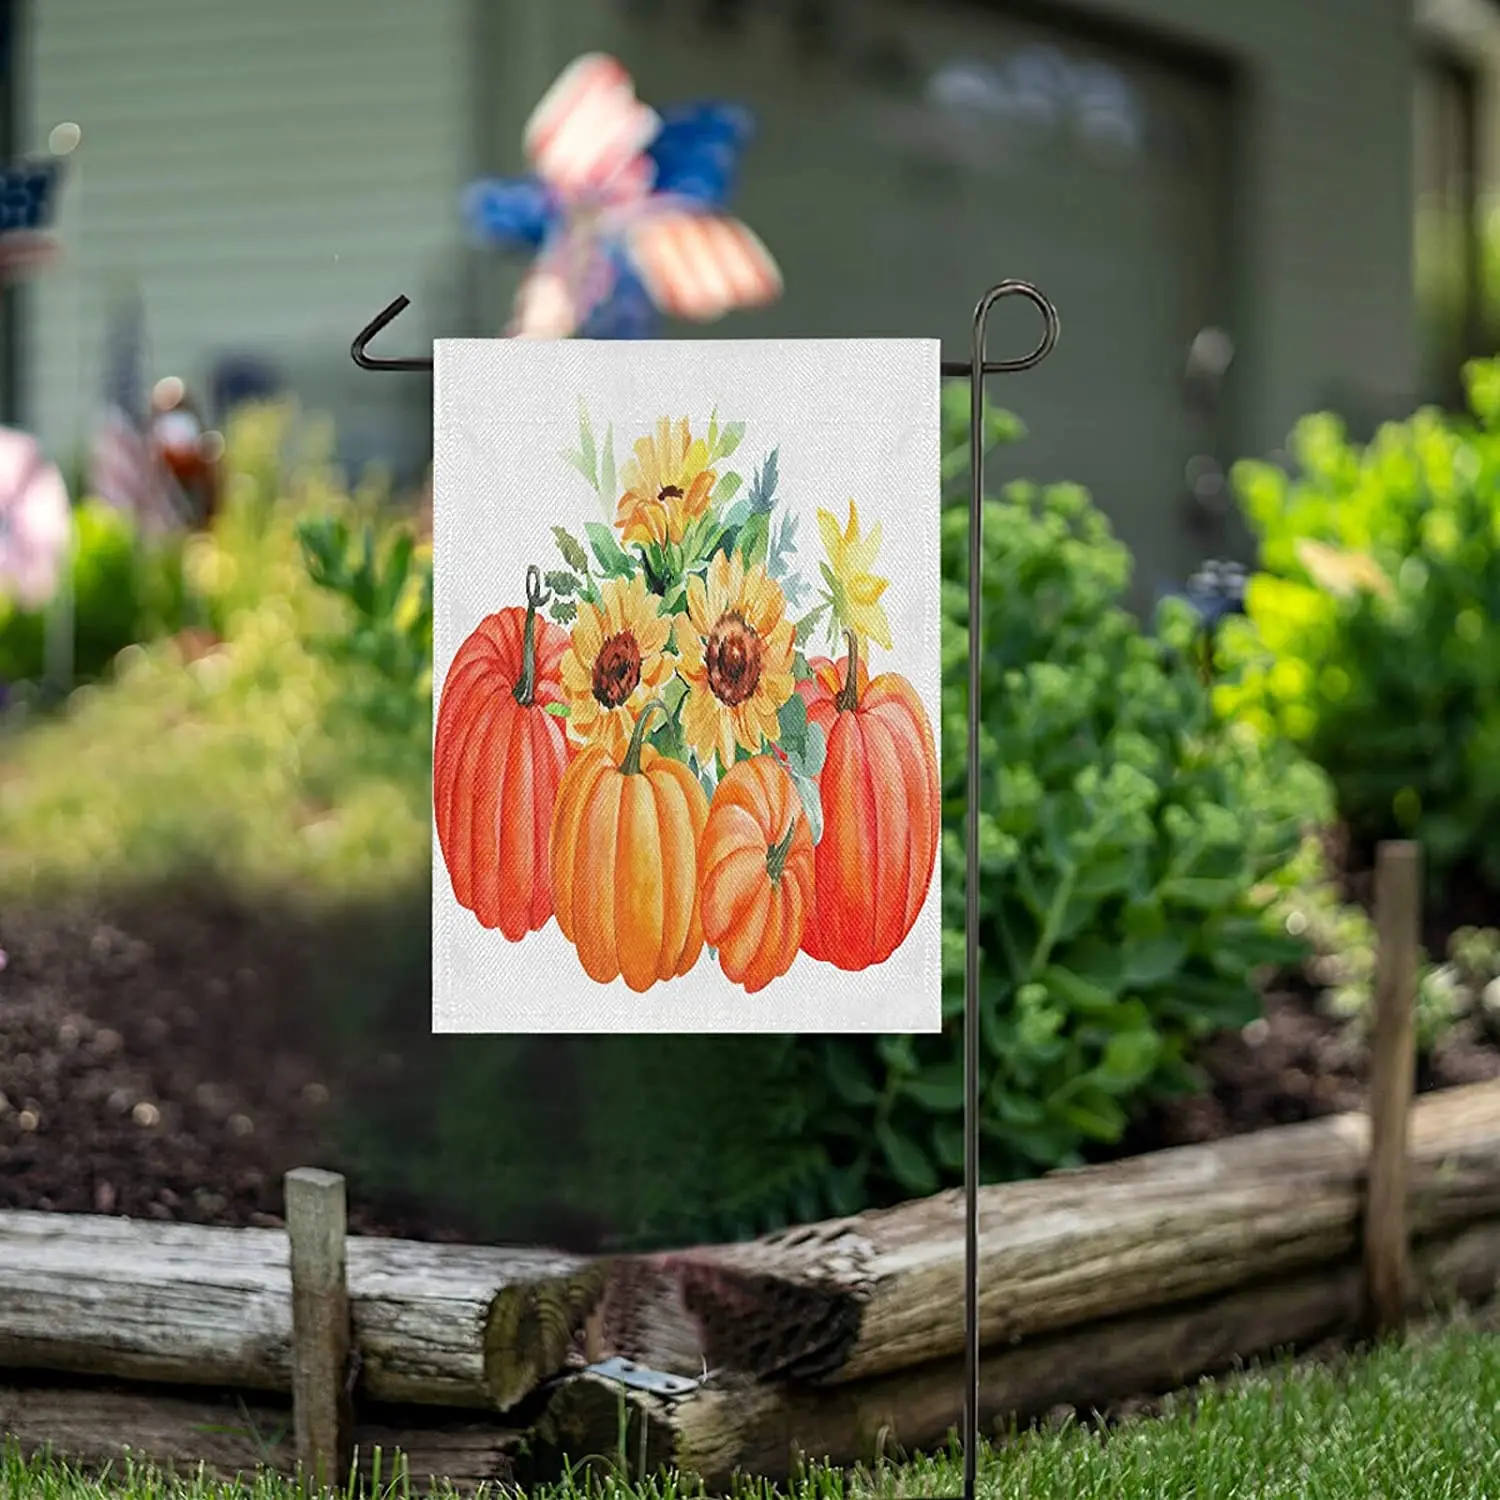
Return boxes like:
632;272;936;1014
0;500;189;691
1218;361;1500;891
794;391;1328;1205
0;405;429;905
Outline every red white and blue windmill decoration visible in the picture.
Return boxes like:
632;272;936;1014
462;53;782;340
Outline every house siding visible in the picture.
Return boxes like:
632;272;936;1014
515;0;1421;466
21;0;478;477
1040;0;1420;449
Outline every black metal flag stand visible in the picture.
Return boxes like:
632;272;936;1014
351;281;1060;1500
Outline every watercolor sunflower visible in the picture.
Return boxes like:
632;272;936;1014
817;499;892;651
679;551;796;768
615;417;718;547
559;574;676;759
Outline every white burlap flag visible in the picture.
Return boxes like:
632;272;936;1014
432;339;941;1033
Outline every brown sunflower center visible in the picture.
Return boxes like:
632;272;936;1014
658;483;684;503
592;631;642;709
705;611;763;707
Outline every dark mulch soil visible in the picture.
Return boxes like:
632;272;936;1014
2;850;1499;1246
0;889;460;1241
1113;978;1500;1160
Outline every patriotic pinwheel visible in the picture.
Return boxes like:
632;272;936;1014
462;53;782;339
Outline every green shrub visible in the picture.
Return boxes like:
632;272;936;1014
0;500;189;691
795;391;1328;1204
1218;362;1500;890
0;405;428;905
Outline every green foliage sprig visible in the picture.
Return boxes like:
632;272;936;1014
1217;362;1500;891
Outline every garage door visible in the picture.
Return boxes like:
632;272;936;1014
573;0;1236;606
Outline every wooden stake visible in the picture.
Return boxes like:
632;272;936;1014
1364;839;1421;1337
285;1168;353;1492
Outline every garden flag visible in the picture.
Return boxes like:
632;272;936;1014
431;339;943;1034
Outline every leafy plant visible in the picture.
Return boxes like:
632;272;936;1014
297;512;433;740
789;389;1329;1202
0;500;189;692
1265;838;1461;1057
1216;363;1500;891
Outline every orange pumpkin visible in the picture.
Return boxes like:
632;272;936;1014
700;757;815;992
550;699;710;991
434;566;573;939
796;632;939;970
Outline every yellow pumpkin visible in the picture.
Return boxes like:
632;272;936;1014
549;700;709;992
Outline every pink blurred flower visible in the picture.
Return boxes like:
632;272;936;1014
0;426;71;610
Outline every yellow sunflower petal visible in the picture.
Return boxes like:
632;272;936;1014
847;520;883;578
705;550;736;619
763;618;796;670
681;682;721;761
571;602;604;662
855;603;893;652
759;670;795;711
685;573;713;637
817;507;844;563
716;706;738;770
740;564;786;637
559;649;593;697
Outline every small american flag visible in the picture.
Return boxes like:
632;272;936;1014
0;156;63;281
87;292;186;534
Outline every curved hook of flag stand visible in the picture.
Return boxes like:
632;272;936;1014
349;282;1060;1500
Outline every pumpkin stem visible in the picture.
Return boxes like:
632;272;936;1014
621;698;668;775
834;629;861;712
766;816;798;885
513;565;552;707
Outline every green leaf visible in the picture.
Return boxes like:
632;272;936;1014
599;421;616;504
717;420;746;460
544;570;580;597
561;450;596;487
584;522;635;578
1056;1094;1128;1142
542;702;570;717
1098;1029;1161;1089
931;1118;965;1171
1121;936;1188;987
901;1064;964;1113
800;721;826;778
715;472;743;505
825;1044;879;1106
549;598;578;624
577;398;598;488
794;602;830;644
740;512;770;569
1159;876;1244;909
552;526;590;574
875;1119;939;1196
1038;963;1119;1015
788;766;824;844
777;693;809;760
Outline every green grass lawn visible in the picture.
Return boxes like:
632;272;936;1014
4;1321;1498;1500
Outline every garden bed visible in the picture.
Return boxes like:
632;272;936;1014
3;869;1499;1247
